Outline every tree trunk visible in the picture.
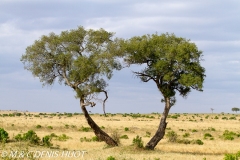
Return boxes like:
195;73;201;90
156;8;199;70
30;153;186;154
80;98;118;146
145;97;171;150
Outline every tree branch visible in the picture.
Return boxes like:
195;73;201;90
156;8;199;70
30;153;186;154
62;67;75;89
133;71;155;80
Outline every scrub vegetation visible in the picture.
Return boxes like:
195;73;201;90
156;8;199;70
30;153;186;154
0;110;240;160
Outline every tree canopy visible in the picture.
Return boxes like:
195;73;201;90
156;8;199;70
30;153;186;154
232;107;240;113
21;26;122;110
124;33;205;103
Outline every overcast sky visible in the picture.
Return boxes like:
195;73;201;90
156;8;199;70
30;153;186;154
0;0;239;114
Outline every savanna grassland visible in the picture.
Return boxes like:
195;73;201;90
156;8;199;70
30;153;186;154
0;110;240;160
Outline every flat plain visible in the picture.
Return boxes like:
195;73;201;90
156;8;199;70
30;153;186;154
0;110;239;160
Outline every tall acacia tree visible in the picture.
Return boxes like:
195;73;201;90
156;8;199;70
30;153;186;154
21;26;123;146
124;33;205;150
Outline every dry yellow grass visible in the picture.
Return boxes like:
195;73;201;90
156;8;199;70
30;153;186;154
0;111;240;160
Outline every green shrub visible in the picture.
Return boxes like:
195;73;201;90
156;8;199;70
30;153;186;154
80;126;91;132
65;124;69;128
15;134;24;141
177;139;191;144
224;151;240;160
80;137;92;142
57;134;70;141
192;139;204;145
92;136;101;142
183;133;190;138
132;135;144;148
171;115;179;119
208;127;216;131
24;130;40;145
166;131;178;142
36;125;42;129
0;128;9;143
192;129;198;132
229;117;236;120
204;133;213;139
223;130;236;140
120;135;129;139
50;133;58;138
124;127;129;131
47;126;53;129
106;156;115;160
214;116;219;119
145;131;151;137
42;135;53;147
16;130;41;145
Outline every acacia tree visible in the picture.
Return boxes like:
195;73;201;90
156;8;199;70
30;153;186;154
232;107;240;113
21;26;123;146
124;33;205;150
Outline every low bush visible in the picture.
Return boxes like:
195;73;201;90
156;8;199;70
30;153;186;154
166;131;178;142
57;134;70;141
192;139;204;145
207;127;216;131
120;135;129;139
132;135;144;148
145;131;151;137
0;128;9;143
204;133;213;139
214;116;219;119
36;125;42;129
92;136;101;142
80;137;92;142
224;151;240;160
80;126;92;132
177;139;191;144
42;135;53;147
183;133;190;138
47;126;53;129
106;156;115;160
15;130;40;145
223;130;236;140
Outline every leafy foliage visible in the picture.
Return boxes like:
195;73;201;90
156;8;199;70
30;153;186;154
106;156;116;160
224;151;240;160
120;135;129;139
223;130;237;140
0;128;9;143
124;33;205;104
21;26;122;108
132;135;144;148
42;135;53;147
57;134;70;141
15;130;40;145
232;107;240;113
